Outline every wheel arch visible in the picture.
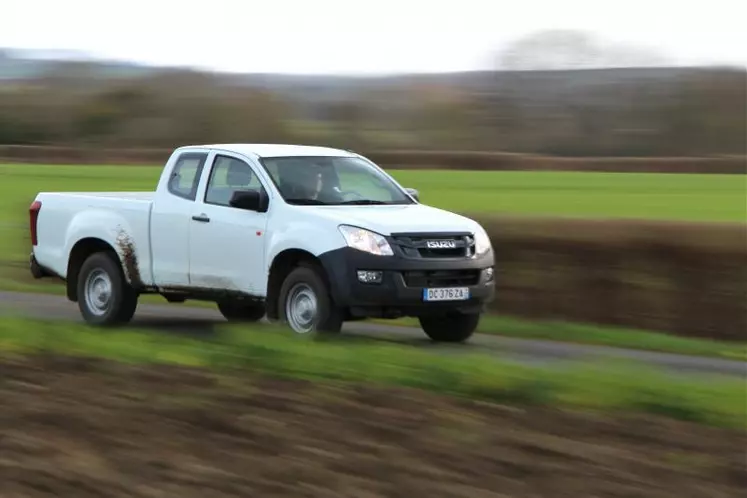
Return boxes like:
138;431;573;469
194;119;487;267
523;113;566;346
66;237;120;302
265;248;327;321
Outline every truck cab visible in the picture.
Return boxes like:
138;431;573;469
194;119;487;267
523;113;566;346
29;144;495;342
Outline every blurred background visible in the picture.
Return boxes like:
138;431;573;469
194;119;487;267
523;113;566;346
0;0;745;156
0;2;746;496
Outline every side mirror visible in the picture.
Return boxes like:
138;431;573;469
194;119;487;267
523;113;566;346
229;189;269;212
405;188;419;202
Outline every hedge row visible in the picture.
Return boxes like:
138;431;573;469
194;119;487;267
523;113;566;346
368;150;747;174
0;145;171;165
1;145;745;174
479;216;747;342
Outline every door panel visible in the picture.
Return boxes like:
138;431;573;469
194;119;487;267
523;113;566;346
188;154;269;296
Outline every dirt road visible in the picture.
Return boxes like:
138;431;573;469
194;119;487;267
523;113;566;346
1;291;745;378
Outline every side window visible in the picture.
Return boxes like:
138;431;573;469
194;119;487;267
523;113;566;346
205;155;262;207
167;152;208;201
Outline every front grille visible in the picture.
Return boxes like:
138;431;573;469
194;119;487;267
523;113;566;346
402;269;481;288
390;232;475;259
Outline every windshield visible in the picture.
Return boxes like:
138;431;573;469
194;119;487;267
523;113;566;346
259;156;415;206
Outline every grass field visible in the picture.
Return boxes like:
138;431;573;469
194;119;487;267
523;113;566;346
1;317;745;429
1;163;745;224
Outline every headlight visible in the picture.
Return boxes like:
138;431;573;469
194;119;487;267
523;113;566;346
474;226;492;256
338;225;393;256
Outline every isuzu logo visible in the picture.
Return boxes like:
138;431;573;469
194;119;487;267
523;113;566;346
426;240;457;249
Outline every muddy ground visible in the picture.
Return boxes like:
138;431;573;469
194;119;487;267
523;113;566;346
1;355;745;498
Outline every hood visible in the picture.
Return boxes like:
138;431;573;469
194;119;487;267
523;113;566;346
301;203;481;235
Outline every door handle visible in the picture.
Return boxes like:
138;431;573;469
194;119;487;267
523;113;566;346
191;214;210;223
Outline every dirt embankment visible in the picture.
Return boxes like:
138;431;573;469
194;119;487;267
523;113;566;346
1;355;744;498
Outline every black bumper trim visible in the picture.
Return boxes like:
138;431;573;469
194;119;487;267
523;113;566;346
318;246;495;317
30;253;55;279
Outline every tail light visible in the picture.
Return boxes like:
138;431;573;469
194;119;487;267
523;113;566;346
29;200;42;246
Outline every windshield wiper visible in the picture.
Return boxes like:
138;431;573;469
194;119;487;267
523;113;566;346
285;198;329;205
337;199;389;205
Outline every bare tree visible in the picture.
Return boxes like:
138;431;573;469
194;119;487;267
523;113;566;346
496;30;669;70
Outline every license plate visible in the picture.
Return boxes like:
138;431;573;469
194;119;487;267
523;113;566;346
423;287;470;302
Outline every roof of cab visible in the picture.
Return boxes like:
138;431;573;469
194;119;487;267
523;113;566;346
193;143;357;158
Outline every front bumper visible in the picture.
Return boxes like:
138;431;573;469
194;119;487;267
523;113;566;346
318;246;495;318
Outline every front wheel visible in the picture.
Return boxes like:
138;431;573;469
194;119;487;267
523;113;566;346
278;265;343;335
77;251;138;327
419;312;480;343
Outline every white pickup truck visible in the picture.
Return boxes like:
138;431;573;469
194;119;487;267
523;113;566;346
29;144;495;342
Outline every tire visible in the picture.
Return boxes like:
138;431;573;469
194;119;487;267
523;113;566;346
277;264;343;335
419;312;480;343
217;300;265;322
77;251;138;327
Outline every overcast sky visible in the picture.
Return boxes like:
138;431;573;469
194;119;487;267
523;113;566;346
3;0;745;74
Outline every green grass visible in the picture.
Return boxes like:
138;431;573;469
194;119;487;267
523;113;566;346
391;169;746;222
1;163;745;223
1;317;744;429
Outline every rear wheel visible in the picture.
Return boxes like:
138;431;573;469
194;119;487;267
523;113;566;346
217;301;265;322
77;251;138;327
278;265;343;335
419;312;480;343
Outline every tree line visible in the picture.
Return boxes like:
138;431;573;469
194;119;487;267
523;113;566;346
0;62;744;157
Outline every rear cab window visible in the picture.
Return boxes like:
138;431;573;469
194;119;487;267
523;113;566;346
167;152;209;201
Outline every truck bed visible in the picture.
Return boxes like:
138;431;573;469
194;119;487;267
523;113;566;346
33;191;155;284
